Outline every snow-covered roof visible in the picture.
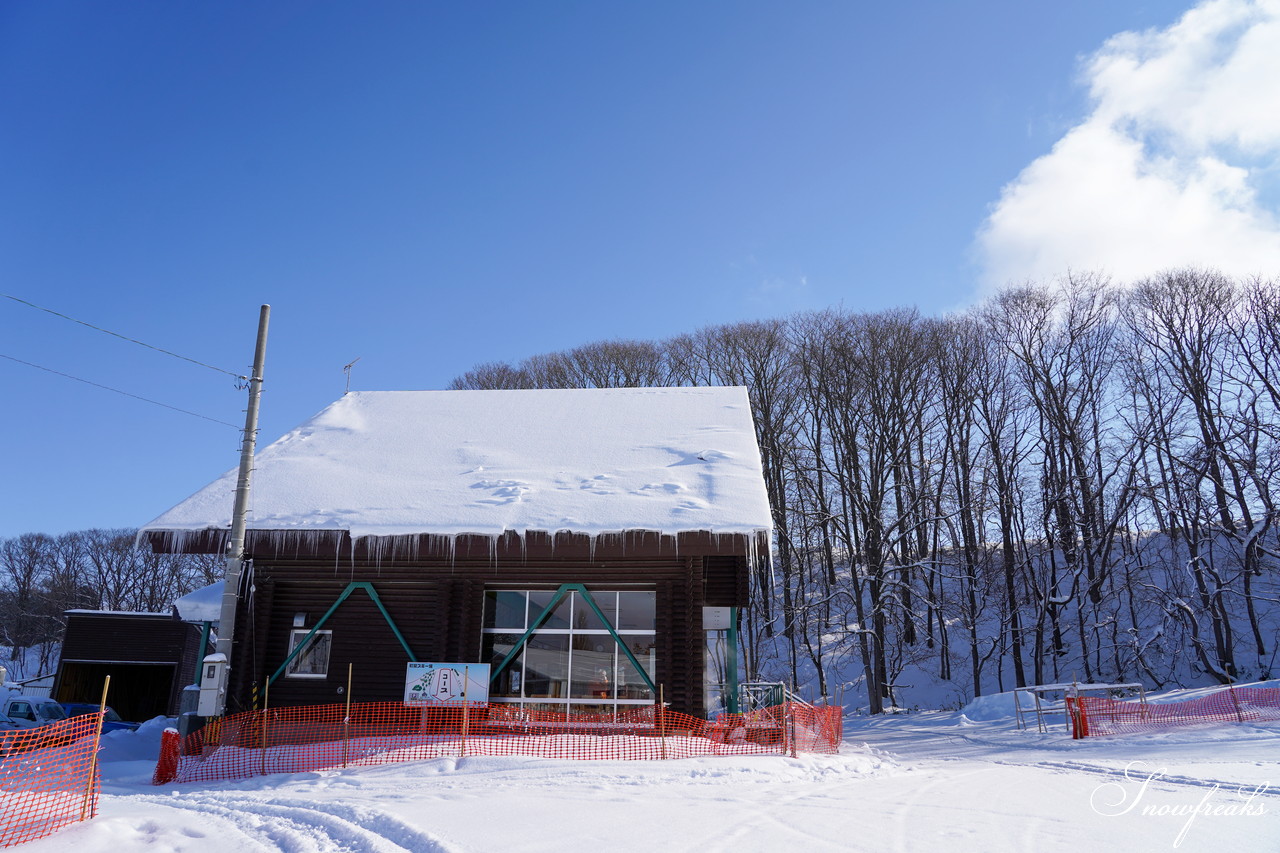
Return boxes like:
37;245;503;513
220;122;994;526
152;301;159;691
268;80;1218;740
64;610;172;618
173;582;223;623
141;387;772;542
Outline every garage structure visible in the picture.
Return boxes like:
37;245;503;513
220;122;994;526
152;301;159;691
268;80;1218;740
140;387;772;719
54;610;207;721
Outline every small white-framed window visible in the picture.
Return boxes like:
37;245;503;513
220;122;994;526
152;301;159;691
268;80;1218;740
287;629;332;678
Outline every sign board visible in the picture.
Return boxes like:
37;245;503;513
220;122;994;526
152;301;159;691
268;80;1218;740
403;662;490;705
703;606;733;630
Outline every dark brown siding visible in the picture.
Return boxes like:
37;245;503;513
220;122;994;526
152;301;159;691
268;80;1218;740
703;556;748;607
231;577;444;710
61;612;192;664
222;547;747;718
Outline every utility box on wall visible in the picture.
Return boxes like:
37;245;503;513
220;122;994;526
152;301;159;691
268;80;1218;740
197;654;228;716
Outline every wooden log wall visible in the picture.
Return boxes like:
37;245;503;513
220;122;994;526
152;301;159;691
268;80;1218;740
224;549;749;719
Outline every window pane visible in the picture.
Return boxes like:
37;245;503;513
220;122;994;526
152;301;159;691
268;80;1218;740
616;591;655;630
616;634;655;700
571;591;613;631
484;590;526;630
523;633;569;698
528;590;571;630
483;633;523;698
480;587;656;715
288;631;331;676
570;635;615;699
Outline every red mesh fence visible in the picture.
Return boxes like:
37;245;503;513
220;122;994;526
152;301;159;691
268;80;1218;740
159;701;844;784
1069;686;1280;738
789;703;844;754
153;728;180;785
0;713;103;848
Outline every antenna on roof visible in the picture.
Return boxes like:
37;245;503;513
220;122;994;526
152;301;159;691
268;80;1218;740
343;357;361;394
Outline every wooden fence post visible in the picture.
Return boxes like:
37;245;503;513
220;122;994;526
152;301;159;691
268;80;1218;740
343;663;353;768
80;675;110;820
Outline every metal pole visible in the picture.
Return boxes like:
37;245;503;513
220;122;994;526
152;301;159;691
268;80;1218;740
215;304;270;717
196;621;212;686
726;606;740;714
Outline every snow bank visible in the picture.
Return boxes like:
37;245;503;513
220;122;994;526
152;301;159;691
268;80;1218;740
960;690;1039;722
97;717;169;766
1146;679;1280;704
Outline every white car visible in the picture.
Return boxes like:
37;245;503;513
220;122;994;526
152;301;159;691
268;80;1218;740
1;695;68;729
0;697;73;758
0;714;21;753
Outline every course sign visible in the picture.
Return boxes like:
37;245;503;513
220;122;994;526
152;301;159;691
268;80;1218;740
403;662;490;705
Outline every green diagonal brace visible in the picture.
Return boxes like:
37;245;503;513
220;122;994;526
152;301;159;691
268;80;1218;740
487;586;570;686
488;583;657;695
575;586;657;695
269;581;417;687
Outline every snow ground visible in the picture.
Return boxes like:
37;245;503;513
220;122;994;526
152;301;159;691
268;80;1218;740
15;694;1279;853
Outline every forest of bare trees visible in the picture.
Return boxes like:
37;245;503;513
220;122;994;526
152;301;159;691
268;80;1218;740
451;270;1280;711
4;269;1275;711
0;529;220;679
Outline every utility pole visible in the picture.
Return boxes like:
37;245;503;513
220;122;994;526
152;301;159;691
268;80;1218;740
213;304;270;717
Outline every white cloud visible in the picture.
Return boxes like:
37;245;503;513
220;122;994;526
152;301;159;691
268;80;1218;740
977;0;1280;289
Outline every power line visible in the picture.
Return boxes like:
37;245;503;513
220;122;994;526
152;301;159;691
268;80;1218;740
0;353;241;429
1;293;246;380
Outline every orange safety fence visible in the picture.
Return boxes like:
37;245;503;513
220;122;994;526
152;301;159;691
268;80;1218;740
156;701;844;785
0;713;103;848
1068;686;1280;738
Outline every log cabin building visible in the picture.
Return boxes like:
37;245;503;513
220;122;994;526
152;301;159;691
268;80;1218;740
140;387;772;719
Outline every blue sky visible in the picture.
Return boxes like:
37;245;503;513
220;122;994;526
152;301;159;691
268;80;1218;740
3;0;1278;537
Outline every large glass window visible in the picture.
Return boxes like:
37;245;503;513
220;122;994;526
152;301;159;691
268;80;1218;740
482;589;655;715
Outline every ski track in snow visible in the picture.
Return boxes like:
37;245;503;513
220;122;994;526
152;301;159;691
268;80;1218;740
127;792;459;853
883;766;1002;853
684;771;882;852
1011;760;1280;796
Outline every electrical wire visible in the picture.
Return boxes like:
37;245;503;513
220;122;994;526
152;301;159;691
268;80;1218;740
0;353;242;429
1;293;247;380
